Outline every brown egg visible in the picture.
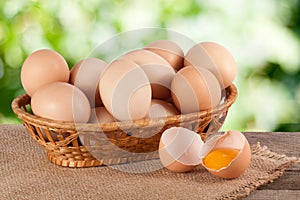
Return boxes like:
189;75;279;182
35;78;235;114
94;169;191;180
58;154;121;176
147;99;180;119
201;130;251;179
99;58;151;121
171;66;221;114
121;49;175;99
31;82;91;122
159;127;203;172
184;42;237;88
21;49;69;96
69;58;107;107
89;107;115;124
164;97;175;104
144;40;184;71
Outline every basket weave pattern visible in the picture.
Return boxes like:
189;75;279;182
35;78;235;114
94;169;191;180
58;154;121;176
11;84;237;167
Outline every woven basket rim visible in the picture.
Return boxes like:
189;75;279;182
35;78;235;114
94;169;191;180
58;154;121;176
11;84;238;132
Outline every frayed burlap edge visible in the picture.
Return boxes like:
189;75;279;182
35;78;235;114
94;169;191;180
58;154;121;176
218;142;299;200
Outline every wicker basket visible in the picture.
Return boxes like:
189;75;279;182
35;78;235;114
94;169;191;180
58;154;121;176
11;84;237;168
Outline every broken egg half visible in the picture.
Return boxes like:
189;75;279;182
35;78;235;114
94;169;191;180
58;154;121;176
159;128;251;179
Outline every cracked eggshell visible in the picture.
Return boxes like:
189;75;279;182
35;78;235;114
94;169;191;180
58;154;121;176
144;40;184;71
121;49;175;99
201;130;251;179
159;127;203;172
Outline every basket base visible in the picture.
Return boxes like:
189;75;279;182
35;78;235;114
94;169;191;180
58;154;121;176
12;85;238;168
46;146;103;167
46;146;160;167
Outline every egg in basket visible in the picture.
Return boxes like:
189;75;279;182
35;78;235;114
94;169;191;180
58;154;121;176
12;30;238;168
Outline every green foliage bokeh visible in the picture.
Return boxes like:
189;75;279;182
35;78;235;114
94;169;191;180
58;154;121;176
0;0;299;131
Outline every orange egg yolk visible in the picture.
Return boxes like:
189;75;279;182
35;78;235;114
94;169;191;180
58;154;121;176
203;149;239;170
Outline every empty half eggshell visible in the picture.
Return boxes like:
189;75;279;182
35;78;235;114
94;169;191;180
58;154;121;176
144;40;184;71
121;49;175;99
159;127;203;172
201;130;251;179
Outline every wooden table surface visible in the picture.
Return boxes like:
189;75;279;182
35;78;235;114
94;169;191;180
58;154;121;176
243;132;299;199
1;124;299;199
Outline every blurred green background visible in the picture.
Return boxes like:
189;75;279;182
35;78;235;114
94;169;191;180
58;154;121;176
0;0;299;131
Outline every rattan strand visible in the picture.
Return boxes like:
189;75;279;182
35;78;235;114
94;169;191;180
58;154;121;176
11;84;238;167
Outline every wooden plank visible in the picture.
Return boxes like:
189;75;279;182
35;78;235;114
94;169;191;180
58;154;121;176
244;190;300;200
242;132;300;197
244;132;300;171
257;171;300;190
244;132;300;157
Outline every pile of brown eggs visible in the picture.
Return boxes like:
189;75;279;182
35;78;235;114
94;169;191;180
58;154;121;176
21;40;251;179
20;40;237;124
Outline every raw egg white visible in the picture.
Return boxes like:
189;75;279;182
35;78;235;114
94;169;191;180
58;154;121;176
21;49;69;96
201;130;251;179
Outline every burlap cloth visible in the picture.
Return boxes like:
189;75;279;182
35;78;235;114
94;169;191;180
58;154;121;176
0;125;298;200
